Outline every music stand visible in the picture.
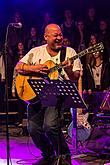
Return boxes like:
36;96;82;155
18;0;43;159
28;79;87;108
28;79;87;165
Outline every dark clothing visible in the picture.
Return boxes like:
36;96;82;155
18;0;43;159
73;28;89;65
73;28;89;52
0;80;5;112
13;50;26;67
82;62;110;114
28;102;70;157
7;26;26;49
98;30;110;62
85;17;99;41
83;62;110;91
25;37;39;52
61;22;76;48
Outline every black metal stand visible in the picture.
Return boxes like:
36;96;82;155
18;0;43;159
4;23;11;165
28;79;87;165
100;89;110;110
54;96;71;165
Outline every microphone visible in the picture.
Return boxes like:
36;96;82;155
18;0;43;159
9;22;22;28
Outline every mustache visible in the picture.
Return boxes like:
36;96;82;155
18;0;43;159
55;40;62;43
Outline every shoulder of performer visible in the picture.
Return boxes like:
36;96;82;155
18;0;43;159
65;46;77;58
19;44;47;65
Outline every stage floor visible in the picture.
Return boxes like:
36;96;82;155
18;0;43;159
0;126;110;165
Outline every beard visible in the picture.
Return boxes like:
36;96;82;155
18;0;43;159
53;41;63;51
51;45;62;52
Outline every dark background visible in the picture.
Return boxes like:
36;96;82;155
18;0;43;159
0;0;110;43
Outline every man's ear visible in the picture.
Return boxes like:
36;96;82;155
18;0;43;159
44;33;47;41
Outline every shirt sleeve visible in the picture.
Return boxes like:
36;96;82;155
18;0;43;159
20;49;35;65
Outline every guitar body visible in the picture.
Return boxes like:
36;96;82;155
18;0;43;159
16;74;36;102
68;113;91;142
44;60;59;80
15;60;59;103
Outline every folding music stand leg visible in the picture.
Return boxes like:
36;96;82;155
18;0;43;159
53;97;71;165
71;108;78;149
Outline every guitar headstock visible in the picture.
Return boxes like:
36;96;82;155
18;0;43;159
87;42;104;54
69;42;104;63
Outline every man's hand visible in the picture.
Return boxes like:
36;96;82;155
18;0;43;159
62;58;73;74
15;62;49;75
32;64;49;74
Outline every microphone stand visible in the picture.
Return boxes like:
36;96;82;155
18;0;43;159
4;23;11;165
3;23;22;165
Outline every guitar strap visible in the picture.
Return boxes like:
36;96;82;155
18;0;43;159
60;46;66;62
59;46;66;74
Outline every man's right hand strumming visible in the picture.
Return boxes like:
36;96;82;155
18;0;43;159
15;62;49;75
31;64;49;74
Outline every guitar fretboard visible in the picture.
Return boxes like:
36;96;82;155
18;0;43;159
49;42;104;75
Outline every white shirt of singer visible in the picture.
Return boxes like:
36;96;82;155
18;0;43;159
20;44;82;79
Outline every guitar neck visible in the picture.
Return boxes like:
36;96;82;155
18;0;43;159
49;42;104;74
69;48;88;64
49;49;87;73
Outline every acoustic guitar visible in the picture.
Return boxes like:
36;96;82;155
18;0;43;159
15;42;104;103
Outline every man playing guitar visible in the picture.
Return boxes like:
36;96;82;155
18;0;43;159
15;23;82;165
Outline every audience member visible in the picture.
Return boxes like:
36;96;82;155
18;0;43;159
98;19;110;62
7;11;26;50
40;12;53;44
61;9;76;48
25;27;39;51
83;34;110;117
12;41;26;126
85;7;99;39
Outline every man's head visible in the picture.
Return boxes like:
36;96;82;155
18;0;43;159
44;24;63;51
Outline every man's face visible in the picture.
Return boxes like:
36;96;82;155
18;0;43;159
44;27;63;51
